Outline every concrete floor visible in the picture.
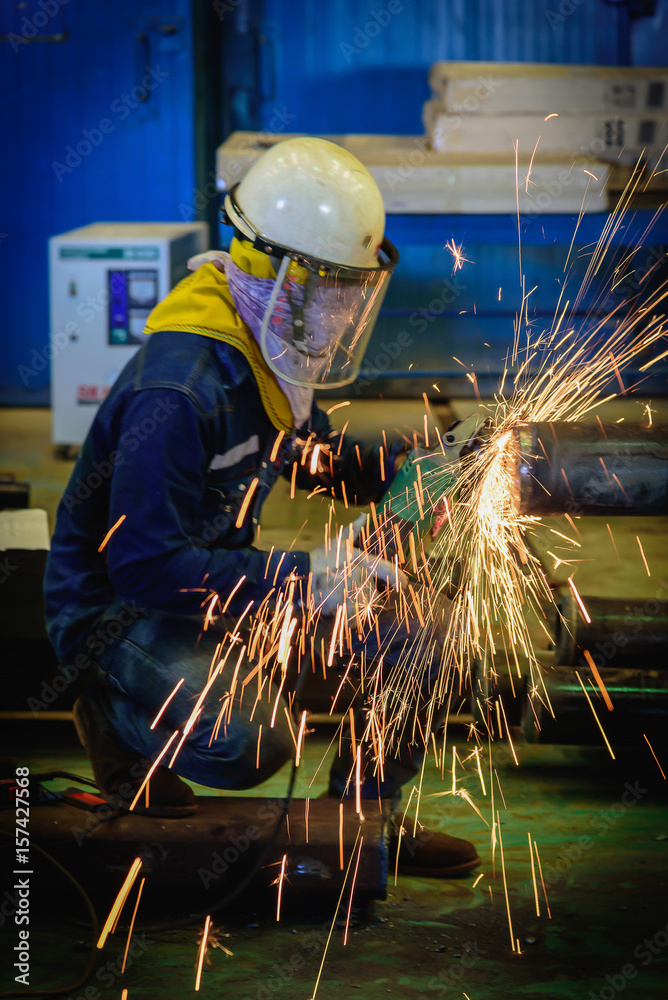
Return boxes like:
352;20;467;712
1;402;667;999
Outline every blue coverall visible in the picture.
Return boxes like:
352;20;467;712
45;330;446;796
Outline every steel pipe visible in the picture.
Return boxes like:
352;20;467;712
472;646;668;747
555;591;668;669
521;666;668;746
513;421;668;516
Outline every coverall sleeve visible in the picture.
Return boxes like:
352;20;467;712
104;389;308;615
286;401;405;506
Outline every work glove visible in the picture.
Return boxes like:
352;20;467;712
309;514;407;617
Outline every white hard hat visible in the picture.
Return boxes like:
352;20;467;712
223;136;386;269
220;137;399;390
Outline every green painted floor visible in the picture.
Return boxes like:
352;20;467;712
1;730;667;999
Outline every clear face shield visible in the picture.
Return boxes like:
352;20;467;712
258;240;399;389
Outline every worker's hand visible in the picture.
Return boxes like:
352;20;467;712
309;514;407;617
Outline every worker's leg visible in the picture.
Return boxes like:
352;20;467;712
85;605;294;790
327;594;450;801
325;595;480;876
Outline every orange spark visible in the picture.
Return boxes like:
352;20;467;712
444;237;471;273
497;812;515;950
568;577;591;623
525;135;541;192
636;536;651;576
170;722;196;768
533;840;551;918
256;724;262;770
235;477;259;528
583;650;614;711
295;710;308;766
221;575;247;613
310;829;363;1000
150;678;185;730
97;514;126;553
609;351;626;394
121;877;145;973
269;430;285;462
575;671;616;759
326;400;350;415
344;835;364;946
202;592;219;631
276;854;287;922
639;347;668;371
97;858;142;948
128;731;179;810
194;915;211;991
494;768;508;810
528;833;540;917
355;749;365;822
643;733;667;779
498;698;518;765
309;443;321;476
606;522;620;560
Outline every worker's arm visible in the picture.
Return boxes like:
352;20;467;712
286;401;406;506
104;389;308;616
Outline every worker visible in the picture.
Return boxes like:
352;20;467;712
44;138;479;877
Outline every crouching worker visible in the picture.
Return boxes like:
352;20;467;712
44;138;479;877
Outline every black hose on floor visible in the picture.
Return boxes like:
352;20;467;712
0;832;100;999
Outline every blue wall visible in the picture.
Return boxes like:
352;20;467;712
255;0;668;134
0;0;196;402
2;0;667;401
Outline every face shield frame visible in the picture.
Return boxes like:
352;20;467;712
221;187;400;390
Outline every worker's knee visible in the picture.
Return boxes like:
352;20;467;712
229;727;294;789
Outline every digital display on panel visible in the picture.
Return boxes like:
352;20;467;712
108;269;159;345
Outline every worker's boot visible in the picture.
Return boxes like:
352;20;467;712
73;695;197;818
390;815;481;877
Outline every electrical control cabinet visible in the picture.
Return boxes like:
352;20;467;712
49;222;208;445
